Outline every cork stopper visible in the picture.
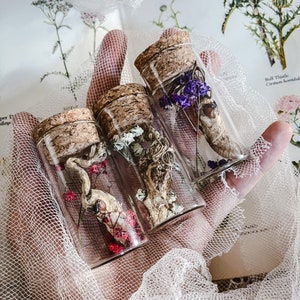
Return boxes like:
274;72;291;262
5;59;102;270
93;83;153;140
134;30;196;92
33;108;100;164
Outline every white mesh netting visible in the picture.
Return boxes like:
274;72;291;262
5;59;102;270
0;27;299;300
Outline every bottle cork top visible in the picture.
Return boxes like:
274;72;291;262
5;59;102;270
134;30;195;92
33;108;95;144
93;83;154;140
134;30;191;73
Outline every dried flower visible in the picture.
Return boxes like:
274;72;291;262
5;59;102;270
64;190;76;201
126;209;137;227
113;226;129;241
275;95;300;122
172;94;191;109
32;0;78;101
136;188;146;201
32;0;72;14
109;243;124;254
89;160;107;175
113;126;144;151
89;164;100;175
159;65;210;110
99;160;107;169
80;11;108;56
81;12;105;28
208;159;228;169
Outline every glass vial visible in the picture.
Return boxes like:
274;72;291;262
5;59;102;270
33;108;148;268
93;83;205;232
134;30;248;183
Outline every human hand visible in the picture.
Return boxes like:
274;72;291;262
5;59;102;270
8;29;292;300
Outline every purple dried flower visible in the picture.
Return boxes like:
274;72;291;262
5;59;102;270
159;95;174;109
177;70;192;85
218;159;228;167
208;159;228;169
172;94;191;109
184;79;210;98
159;66;210;111
207;160;218;169
198;81;210;97
183;79;199;97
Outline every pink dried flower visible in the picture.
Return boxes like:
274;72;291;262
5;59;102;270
126;209;137;227
64;190;76;201
99;160;107;169
89;160;107;175
109;243;124;254
113;226;129;241
275;95;300;122
89;164;100;175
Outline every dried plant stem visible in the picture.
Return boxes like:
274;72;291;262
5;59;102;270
54;24;78;101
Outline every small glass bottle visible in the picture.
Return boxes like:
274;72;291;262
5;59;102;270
33;108;148;268
134;30;248;184
93;83;205;232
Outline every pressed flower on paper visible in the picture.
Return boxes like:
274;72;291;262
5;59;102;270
81;12;108;58
222;0;300;69
153;0;191;31
275;95;300;171
32;0;79;101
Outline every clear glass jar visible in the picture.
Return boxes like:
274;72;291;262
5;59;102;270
134;31;248;184
33;108;148;268
93;83;205;232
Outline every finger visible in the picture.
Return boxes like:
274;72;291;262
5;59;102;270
202;120;292;229
9;112;85;297
11;112;42;202
227;120;292;197
160;27;179;38
199;50;221;76
86;29;127;109
9;112;57;243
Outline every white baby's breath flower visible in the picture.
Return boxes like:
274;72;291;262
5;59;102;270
112;125;144;151
167;211;175;218
136;189;146;201
112;137;126;151
132;143;143;156
131;125;144;137
167;190;177;204
123;132;135;145
171;204;184;215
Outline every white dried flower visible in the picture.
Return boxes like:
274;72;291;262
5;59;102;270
136;189;146;201
132;143;143;157
171;204;184;215
167;190;177;204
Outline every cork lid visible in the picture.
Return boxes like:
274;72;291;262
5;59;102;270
134;30;191;73
134;31;195;92
93;83;148;116
93;83;154;140
33;108;95;144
